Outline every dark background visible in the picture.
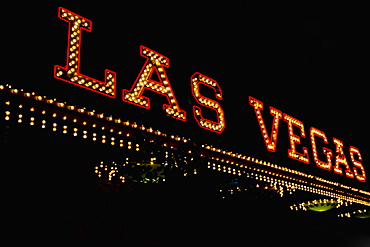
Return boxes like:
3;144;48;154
3;1;367;189
1;2;369;245
3;120;370;246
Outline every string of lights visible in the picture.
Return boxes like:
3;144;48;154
1;84;369;207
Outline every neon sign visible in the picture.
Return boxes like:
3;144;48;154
191;72;225;133
122;46;186;121
54;7;116;98
249;96;282;152
310;127;333;171
54;7;366;182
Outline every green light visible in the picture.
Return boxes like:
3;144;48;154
305;202;337;212
354;212;370;219
123;162;165;183
307;205;335;212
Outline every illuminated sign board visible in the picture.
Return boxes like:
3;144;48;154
51;7;366;183
2;5;369;246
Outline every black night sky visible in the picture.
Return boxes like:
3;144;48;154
1;1;369;246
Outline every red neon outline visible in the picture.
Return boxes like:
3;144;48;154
283;113;310;164
54;7;116;98
249;96;282;152
332;138;354;178
310;127;333;171
349;146;366;182
122;45;186;121
191;72;225;134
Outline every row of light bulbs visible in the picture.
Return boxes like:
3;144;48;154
202;142;370;200
5;109;369;204
4;102;142;151
338;208;369;218
1;84;369;206
207;155;369;205
1;84;190;143
290;198;347;211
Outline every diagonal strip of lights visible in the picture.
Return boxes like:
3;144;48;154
1;84;369;206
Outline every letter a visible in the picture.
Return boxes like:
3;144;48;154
123;46;186;121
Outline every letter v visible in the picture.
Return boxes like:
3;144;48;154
249;96;283;152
